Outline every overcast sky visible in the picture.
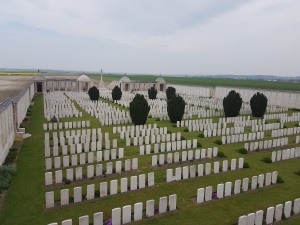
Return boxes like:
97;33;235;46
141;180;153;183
0;0;299;76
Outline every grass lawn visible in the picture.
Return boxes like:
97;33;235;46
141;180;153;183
0;93;299;225
89;74;300;92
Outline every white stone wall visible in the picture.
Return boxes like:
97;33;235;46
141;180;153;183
214;86;300;108
29;83;35;100
168;84;212;97
16;89;31;126
0;102;15;165
167;84;300;109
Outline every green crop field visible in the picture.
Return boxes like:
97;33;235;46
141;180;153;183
89;74;300;92
0;94;299;225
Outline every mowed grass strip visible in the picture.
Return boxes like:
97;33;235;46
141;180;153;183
0;94;45;225
0;93;300;225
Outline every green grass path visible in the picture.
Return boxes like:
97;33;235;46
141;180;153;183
0;93;45;225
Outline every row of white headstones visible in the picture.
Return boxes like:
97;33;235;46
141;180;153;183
47;194;177;225
271;147;300;162
45;157;139;185
166;157;244;182
238;198;300;225
244;137;288;151
43;120;90;130
45;172;155;208
196;171;278;203
45;147;125;170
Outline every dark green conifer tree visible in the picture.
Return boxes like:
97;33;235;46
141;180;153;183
112;86;122;101
223;90;242;117
250;92;268;117
166;86;176;100
88;86;99;101
129;94;150;125
148;87;157;100
167;94;186;123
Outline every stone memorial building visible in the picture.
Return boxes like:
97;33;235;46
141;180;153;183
119;76;167;92
34;73;93;92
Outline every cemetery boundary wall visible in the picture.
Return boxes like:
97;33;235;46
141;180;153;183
170;84;300;109
0;81;34;165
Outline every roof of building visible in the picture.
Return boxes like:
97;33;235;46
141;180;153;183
119;76;131;82
77;74;91;82
155;77;166;83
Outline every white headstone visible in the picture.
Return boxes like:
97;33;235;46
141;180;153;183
159;196;168;213
112;208;121;225
134;202;143;221
197;188;204;203
205;186;212;201
146;199;154;217
217;183;224;199
224;182;232;197
122;205;131;224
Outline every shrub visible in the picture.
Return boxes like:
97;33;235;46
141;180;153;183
19;123;26;129
238;148;248;154
167;94;185;123
0;164;17;175
0;176;10;191
95;190;100;198
250;92;268;117
88;86;100;101
277;176;285;183
261;157;272;163
65;179;71;185
198;133;204;138
223;90;242;117
214;139;222;145
217;151;226;158
112;86;122;101
166;86;176;100
129;94;150;125
4;149;18;164
294;170;300;176
197;142;202;147
0;164;16;191
183;128;189;132
50;117;58;123
148;87;157;100
243;162;250;168
69;197;74;203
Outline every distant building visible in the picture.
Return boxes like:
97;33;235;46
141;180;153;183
119;76;167;92
33;73;93;92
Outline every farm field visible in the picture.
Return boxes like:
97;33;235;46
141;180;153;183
0;71;38;76
0;93;299;225
89;74;300;92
